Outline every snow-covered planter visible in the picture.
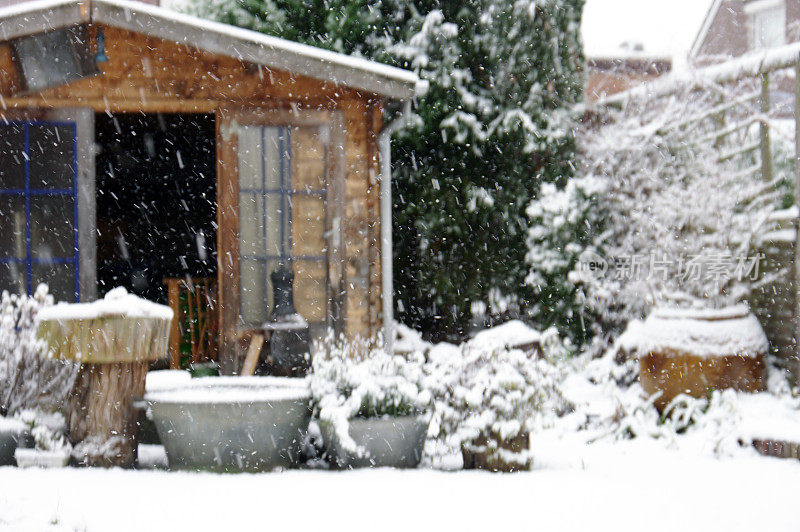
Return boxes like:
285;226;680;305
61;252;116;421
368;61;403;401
14;448;70;468
144;376;311;472
0;417;30;466
310;345;431;469
621;305;768;410
7;409;70;467
426;323;570;472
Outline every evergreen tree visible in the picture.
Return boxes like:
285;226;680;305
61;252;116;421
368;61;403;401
178;0;584;342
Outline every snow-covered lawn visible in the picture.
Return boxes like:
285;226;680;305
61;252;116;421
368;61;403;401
0;439;798;532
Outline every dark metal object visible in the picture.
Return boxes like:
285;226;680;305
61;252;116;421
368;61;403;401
265;265;312;377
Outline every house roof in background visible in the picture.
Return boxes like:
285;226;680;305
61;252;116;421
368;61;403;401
582;0;716;69
0;0;420;100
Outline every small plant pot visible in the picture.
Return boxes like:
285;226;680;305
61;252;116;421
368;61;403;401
320;415;430;469
0;418;31;466
14;448;70;468
461;431;531;472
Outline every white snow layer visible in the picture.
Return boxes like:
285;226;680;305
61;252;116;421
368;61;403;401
619;306;768;358
37;287;173;321
144;375;310;403
0;446;798;531
467;319;541;351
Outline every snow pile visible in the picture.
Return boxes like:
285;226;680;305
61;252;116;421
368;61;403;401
619;305;769;358
309;345;431;458
38;287;174;322
0;285;77;416
467;320;542;352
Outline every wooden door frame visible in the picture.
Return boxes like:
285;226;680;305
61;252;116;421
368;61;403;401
216;105;346;374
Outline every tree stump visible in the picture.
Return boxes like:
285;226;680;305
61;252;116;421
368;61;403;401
67;361;150;467
37;288;172;468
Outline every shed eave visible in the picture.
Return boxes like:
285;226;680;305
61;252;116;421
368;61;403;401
0;0;420;101
0;0;88;41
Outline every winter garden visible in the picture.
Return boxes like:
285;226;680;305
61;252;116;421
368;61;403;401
1;0;800;530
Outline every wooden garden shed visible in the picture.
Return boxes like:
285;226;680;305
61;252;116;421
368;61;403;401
0;0;419;373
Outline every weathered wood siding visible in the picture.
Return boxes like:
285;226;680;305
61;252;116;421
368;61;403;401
0;23;385;368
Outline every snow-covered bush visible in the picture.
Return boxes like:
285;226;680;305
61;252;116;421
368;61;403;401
309;342;431;458
528;85;781;340
0;285;77;416
14;409;70;453
424;327;571;469
526;175;608;344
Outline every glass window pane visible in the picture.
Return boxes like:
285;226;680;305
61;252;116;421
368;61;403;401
240;258;267;325
293;259;326;322
291;126;326;192
237;126;262;190
0;195;26;259
0;124;25;190
30;196;74;259
263;127;282;191
239;259;280;325
238;192;265;257
29;125;74;189
291;195;325;256
265;193;284;257
14;29;84;93
0;262;25;296
32;262;75;303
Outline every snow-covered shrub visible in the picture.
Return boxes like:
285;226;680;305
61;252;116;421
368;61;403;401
526;175;608;344
15;409;70;453
425;328;571;469
309;342;431;458
528;85;781;341
0;285;77;416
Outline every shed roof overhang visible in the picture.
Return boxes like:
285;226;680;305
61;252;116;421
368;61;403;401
0;0;421;101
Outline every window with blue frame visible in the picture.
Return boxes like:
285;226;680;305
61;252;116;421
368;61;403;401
238;125;328;331
0;122;79;302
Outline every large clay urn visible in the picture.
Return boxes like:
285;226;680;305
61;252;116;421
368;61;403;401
623;305;768;411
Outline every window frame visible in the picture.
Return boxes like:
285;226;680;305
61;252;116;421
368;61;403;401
0;121;79;302
232;109;340;332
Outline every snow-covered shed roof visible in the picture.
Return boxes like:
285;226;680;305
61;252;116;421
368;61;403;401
0;0;420;100
582;0;716;69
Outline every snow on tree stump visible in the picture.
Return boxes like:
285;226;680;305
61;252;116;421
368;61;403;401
37;288;172;467
622;306;768;411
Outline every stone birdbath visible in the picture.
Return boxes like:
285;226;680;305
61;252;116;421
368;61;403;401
37;287;172;467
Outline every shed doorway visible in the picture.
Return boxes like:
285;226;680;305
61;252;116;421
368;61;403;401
95;112;218;367
94;112;217;303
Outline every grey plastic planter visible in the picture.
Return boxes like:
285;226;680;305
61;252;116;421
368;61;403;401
0;418;30;466
320;415;429;469
144;377;311;472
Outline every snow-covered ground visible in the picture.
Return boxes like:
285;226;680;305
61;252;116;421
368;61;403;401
0;439;798;532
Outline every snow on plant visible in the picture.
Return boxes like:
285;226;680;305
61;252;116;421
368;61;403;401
14;409;71;453
424;329;571;468
309;341;431;458
0;285;77;416
528;83;782;340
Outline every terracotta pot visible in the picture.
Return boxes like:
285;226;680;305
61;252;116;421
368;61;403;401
461;431;530;472
626;305;768;410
